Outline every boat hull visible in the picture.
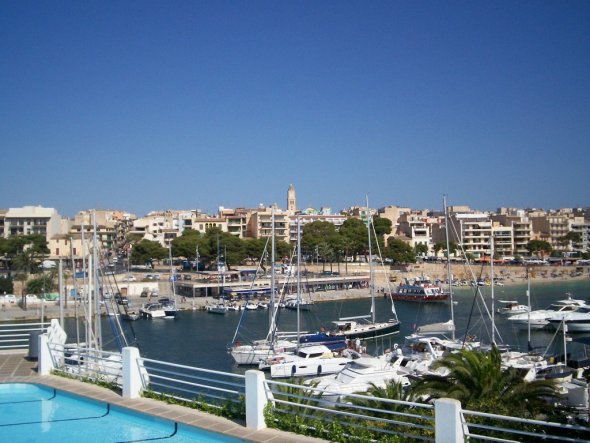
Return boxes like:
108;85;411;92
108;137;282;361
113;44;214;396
342;321;401;341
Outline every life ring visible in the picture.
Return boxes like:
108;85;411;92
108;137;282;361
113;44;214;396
393;343;399;350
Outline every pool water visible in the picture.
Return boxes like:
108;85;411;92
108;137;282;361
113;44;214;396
0;383;247;443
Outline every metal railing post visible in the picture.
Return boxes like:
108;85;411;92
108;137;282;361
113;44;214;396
435;398;466;443
245;369;267;430
122;347;142;399
38;333;54;375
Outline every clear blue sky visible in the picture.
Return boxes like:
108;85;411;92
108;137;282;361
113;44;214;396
2;1;589;217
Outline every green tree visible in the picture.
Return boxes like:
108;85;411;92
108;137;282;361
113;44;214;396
526;240;552;258
383;238;415;264
171;229;204;261
0;276;14;294
339;218;367;261
560;231;583;250
411;346;559;417
433;241;445;256
25;274;56;295
414;242;429;257
130;240;167;267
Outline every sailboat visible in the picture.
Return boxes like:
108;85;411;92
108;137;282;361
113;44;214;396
330;197;400;341
229;209;298;365
259;217;355;378
160;244;179;319
402;196;479;375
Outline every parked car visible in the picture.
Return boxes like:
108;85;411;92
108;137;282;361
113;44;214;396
126;275;137;282
1;294;17;304
114;294;128;305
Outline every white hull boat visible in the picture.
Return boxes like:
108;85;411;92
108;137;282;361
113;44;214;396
309;353;410;402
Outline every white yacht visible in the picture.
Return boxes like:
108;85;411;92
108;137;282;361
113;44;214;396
309;352;410;402
140;302;166;319
507;295;587;330
260;345;353;378
497;300;530;315
548;305;590;332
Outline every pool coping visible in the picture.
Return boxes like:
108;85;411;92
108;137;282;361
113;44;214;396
0;353;326;443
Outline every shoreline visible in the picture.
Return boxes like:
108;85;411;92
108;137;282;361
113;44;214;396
2;263;588;322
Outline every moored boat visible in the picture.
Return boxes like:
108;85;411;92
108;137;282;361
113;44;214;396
391;278;449;302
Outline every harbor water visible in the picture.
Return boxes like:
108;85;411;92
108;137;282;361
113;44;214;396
64;279;590;374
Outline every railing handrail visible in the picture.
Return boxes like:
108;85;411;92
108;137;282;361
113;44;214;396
139;356;246;380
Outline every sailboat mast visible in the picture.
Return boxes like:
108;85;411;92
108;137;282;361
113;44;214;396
443;195;456;341
490;234;496;346
270;207;276;339
92;211;102;349
527;267;532;350
296;216;301;347
366;195;375;324
169;243;176;302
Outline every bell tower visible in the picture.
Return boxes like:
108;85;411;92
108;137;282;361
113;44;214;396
287;184;296;214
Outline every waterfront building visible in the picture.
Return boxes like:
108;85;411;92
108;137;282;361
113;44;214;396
492;209;533;256
246;205;289;243
396;211;436;253
1;206;63;241
377;205;411;244
218;207;250;238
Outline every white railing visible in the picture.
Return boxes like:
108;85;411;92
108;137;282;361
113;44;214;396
46;342;123;385
136;357;246;412
37;337;590;442
0;321;47;351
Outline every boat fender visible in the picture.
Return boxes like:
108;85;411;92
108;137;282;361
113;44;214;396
291;365;297;376
317;365;322;376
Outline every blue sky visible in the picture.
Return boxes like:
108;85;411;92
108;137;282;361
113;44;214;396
2;1;589;217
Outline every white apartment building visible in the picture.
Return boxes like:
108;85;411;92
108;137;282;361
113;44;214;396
396;212;435;252
2;206;63;241
246;206;289;243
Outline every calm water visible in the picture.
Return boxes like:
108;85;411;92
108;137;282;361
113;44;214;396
64;279;590;374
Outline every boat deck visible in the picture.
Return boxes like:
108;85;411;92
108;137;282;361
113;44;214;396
0;351;326;443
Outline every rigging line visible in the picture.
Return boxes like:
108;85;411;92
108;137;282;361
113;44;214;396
230;236;270;345
97;245;137;346
370;220;398;319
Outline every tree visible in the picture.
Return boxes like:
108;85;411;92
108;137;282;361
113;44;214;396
171;229;203;259
526;240;552;258
130;240;167;266
0;276;13;294
411;346;559;417
301;221;341;268
560;231;583;251
339;218;368;261
433;241;445;256
414;243;429;257
383;238;415;264
25;274;56;295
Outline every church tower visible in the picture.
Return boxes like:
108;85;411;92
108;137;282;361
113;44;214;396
287;184;296;214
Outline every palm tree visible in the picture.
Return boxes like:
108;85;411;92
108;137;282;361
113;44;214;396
411;346;559;417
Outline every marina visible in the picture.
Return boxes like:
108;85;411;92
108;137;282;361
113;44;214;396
56;279;590;376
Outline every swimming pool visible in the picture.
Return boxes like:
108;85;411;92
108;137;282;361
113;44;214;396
0;383;248;442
